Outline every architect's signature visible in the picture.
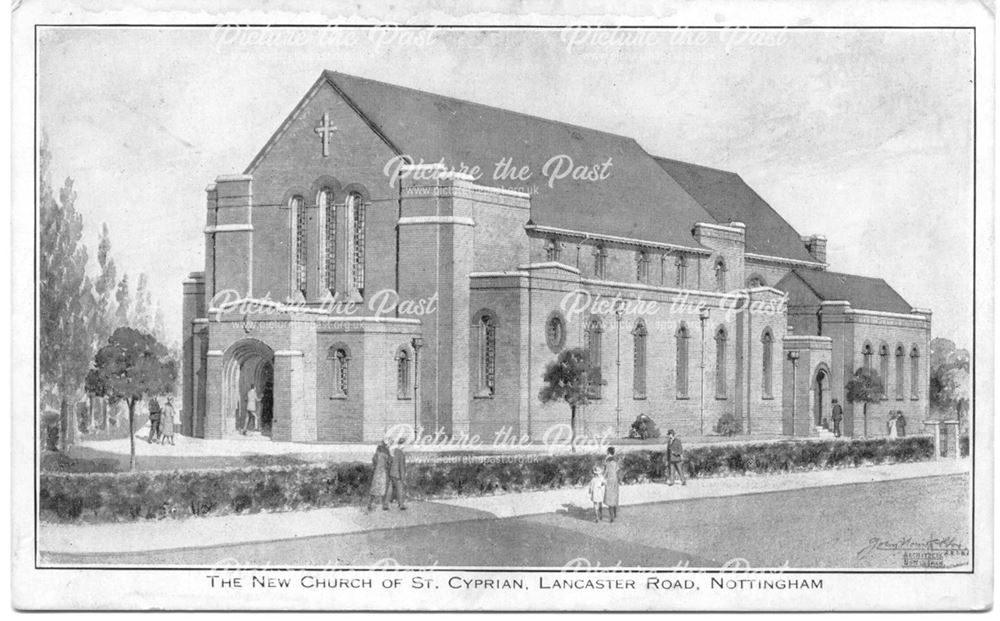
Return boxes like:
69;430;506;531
857;536;969;561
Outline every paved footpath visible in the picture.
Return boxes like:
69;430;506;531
38;458;969;556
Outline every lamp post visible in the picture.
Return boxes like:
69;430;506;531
787;350;800;436
411;336;423;441
614;301;625;438
698;306;710;436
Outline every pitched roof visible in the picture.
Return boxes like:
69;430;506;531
653;157;819;263
783;269;913;314
323;71;717;250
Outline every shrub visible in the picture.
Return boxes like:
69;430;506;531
714;413;743;436
628;414;661;440
39;436;937;524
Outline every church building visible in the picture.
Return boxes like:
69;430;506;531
181;70;931;443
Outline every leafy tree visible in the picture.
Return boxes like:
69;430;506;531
132;272;154;332
115;273;132;328
845;367;884;438
92;223;118;340
538;348;602;452
38;132;95;449
929;337;971;431
86;327;177;471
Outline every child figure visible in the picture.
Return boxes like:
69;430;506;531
588;465;607;523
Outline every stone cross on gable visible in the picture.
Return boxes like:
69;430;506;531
314;112;337;157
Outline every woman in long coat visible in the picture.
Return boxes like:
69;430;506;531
368;441;391;512
603;447;622;522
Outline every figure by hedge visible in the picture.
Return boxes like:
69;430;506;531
845;367;884;438
538;348;602;452
85;327;177;471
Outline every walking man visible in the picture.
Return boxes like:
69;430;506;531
243;384;258;435
385;437;407;510
831;399;844;438
666;429;686;486
146;396;162;444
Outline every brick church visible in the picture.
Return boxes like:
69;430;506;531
181;70;931;443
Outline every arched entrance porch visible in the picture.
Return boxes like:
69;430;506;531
813;364;832;430
222;339;275;437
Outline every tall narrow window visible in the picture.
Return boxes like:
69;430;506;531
675;323;690;398
319;189;336;294
291;195;307;297
895;345;905;399
632;320;648;399
329;347;349;397
862;342;873;369
346;192;365;295
675;255;688;288
545;238;562;261
476;313;497;397
396;348;411;399
636;250;650;284
761;329;773;398
910;347;920;399
586;317;603;398
594;246;607;279
879;343;889;398
714;257;727;292
715;326;728;398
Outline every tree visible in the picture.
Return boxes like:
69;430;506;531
845;367;884;438
930;337;971;430
132;273;154;332
538;348;602;452
38;132;95;449
92;223;118;342
86;327;177;471
937;365;971;430
115;273;132;328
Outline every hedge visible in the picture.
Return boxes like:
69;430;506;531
39;436;937;523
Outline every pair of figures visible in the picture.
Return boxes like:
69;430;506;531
368;438;407;512
588;447;622;523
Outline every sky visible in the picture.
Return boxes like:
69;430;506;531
37;26;975;347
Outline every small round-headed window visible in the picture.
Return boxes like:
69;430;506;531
545;311;567;353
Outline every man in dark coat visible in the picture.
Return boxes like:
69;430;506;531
147;397;162;444
385;438;407;510
896;412;907;437
666;429;686;486
831;399;844;437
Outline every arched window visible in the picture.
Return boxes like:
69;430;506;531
879;343;890;399
675;323;690;398
761;329;774;398
329;347;349;397
910;347;920;399
714;257;727;292
346;192;366;295
862;342;873;369
396;347;411;400
586;317;603;398
632;320;648;399
715;326;728;398
593;246;607;279
895;345;905;400
318;189;336;294
475;312;497;397
747;274;766;288
675;255;688;288
290;195;307;297
636;251;650;284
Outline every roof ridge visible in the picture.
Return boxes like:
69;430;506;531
325;70;641;144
